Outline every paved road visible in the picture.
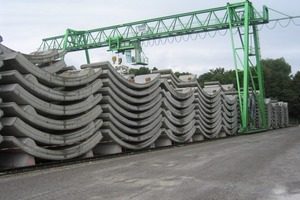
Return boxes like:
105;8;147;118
0;126;300;200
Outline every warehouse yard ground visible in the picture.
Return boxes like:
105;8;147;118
0;126;299;200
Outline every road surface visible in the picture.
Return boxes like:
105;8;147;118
0;126;300;200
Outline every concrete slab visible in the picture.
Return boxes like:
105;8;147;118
0;102;102;130
0;70;103;101
0;84;102;115
1;132;102;160
1;52;102;87
23;49;66;65
0;117;102;145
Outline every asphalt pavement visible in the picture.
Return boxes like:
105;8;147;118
0;126;300;200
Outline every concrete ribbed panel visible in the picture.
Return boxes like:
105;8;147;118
101;77;161;97
101;114;163;135
162;98;195;117
40;62;66;74
163;110;195;126
179;74;197;82
101;94;162;112
0;117;102;145
161;80;194;100
163;90;195;109
278;102;285;128
265;98;273;129
196;124;223;139
0;84;102;116
0;70;103;101
23;49;66;65
271;103;279;129
283;103;289;127
2;133;102;160
99;86;161;105
102;121;162;142
163;118;196;135
164;126;196;143
102;129;161;150
82;61;159;89
194;88;223;105
1;52;102;87
101;108;161;127
101;102;161;120
203;82;235;94
196;108;222;125
0;103;102;130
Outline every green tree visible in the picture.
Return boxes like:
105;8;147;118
261;58;299;121
174;71;191;78
197;67;236;87
128;66;151;75
290;71;300;121
261;58;292;99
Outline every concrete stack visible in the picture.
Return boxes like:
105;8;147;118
0;45;103;168
0;44;289;169
265;99;289;129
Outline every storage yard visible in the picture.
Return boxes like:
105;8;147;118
0;44;289;169
0;0;299;199
0;126;299;200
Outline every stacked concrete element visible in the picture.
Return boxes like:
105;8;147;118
79;62;239;152
265;99;289;129
0;44;289;169
0;45;239;168
0;45;103;168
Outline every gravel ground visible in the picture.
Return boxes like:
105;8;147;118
0;126;300;200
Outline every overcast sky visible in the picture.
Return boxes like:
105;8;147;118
1;0;299;75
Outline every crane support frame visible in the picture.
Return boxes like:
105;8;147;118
38;1;270;133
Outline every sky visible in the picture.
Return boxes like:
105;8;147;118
1;0;299;75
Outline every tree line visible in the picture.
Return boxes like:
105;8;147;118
127;58;300;122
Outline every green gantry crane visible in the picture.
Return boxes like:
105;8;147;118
38;0;287;133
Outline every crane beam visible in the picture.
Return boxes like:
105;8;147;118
38;2;268;53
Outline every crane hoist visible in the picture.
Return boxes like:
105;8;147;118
38;0;298;133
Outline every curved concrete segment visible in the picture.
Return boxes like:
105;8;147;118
2;133;103;160
23;49;66;65
0;84;102;116
1;52;103;87
0;102;102;130
0;70;103;101
1;117;102;145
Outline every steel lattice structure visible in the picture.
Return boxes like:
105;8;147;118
38;1;283;133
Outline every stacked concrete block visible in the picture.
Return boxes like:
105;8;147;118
0;44;289;169
265;99;289;129
0;44;103;168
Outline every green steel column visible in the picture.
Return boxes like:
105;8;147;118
253;25;267;129
227;4;243;131
85;49;90;64
62;29;70;61
242;1;250;132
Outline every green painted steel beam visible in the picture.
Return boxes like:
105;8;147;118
38;1;268;52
